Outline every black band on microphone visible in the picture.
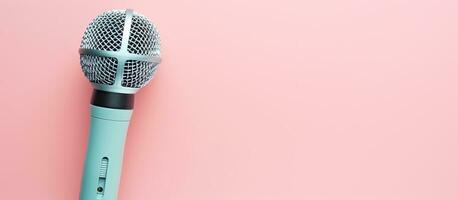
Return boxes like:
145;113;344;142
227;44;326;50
91;90;135;109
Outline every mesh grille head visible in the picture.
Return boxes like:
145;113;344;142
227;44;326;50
127;13;161;56
122;60;158;88
80;55;118;85
79;9;161;93
80;10;126;51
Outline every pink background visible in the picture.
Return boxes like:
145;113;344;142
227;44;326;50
1;0;458;199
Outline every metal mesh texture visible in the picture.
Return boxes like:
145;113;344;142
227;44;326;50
127;14;161;56
80;9;161;89
121;60;158;88
80;10;126;51
80;55;118;85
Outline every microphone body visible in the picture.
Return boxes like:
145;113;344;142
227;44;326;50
80;90;134;200
80;105;132;200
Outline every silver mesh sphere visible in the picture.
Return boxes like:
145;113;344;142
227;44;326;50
79;9;161;94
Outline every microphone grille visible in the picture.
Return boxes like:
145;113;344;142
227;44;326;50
79;9;161;93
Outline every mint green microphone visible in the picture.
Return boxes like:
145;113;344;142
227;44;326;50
78;9;161;200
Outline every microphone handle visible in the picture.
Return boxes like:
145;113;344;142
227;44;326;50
80;105;133;200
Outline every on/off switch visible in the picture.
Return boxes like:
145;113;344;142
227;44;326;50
97;157;109;199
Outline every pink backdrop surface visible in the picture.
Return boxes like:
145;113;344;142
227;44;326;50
1;0;458;199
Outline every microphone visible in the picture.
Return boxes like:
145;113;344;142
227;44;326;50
78;9;161;200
